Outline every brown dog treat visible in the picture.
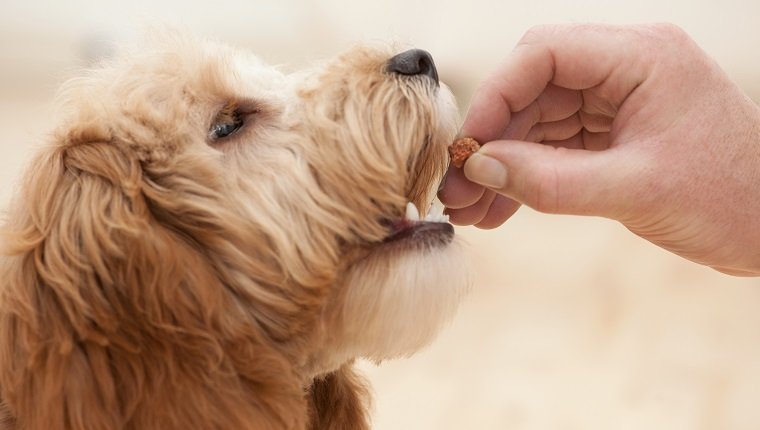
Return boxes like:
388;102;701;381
448;137;481;168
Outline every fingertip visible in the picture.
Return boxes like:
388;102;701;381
437;165;486;209
445;190;497;226
463;152;508;190
461;94;510;144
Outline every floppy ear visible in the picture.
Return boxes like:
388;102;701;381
0;141;146;429
308;363;371;430
0;138;306;429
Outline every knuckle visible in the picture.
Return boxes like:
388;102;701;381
638;23;701;71
651;22;689;40
640;22;692;49
519;25;561;45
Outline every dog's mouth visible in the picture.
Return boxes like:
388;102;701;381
382;198;453;246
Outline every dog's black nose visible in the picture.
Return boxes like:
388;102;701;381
386;49;439;84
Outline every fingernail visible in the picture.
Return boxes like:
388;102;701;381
464;153;507;189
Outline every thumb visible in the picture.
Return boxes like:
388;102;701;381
463;140;632;217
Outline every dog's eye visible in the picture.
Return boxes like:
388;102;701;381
209;103;245;140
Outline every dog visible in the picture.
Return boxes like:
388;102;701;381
0;33;468;429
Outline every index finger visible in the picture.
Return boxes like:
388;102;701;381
462;24;650;143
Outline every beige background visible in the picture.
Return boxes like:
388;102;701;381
1;1;759;429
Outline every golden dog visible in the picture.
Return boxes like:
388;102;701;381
0;33;468;429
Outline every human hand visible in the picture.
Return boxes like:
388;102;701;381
439;24;760;276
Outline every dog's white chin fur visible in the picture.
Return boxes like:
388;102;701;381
344;241;470;361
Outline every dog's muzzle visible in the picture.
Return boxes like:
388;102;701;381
380;49;450;247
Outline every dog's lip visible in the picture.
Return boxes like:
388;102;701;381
382;218;454;244
381;201;453;245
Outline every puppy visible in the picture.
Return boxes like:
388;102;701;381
0;34;468;429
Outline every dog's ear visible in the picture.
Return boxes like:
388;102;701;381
0;136;305;428
308;364;371;430
0;140;142;429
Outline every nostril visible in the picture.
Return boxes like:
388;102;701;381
386;49;439;84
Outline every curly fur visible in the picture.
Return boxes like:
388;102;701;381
0;33;467;429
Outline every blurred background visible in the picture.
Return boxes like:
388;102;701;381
1;1;759;428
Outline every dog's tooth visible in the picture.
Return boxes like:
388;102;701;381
405;202;420;221
429;199;445;217
423;199;445;222
422;205;450;224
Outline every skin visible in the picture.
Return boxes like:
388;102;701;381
439;23;760;276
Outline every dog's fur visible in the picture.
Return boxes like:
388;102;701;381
0;33;467;429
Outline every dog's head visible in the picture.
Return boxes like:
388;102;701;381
292;46;469;372
0;34;467;428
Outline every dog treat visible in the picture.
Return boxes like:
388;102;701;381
448;137;481;168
